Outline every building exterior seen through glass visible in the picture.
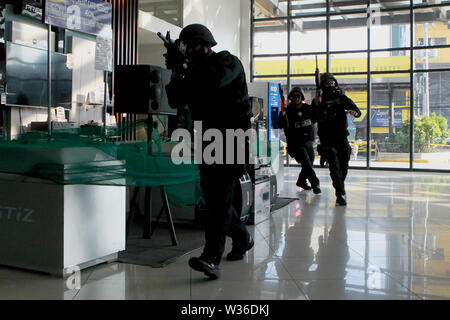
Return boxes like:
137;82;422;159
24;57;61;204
252;0;450;171
139;0;183;27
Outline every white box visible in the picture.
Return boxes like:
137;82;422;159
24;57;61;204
0;175;126;277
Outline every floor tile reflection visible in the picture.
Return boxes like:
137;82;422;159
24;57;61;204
190;279;307;300
75;276;190;300
2;168;450;300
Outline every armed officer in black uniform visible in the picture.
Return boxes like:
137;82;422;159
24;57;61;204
312;73;361;206
277;87;320;194
164;24;254;279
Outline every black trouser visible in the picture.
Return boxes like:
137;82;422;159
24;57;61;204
323;141;351;197
199;165;250;265
291;140;320;188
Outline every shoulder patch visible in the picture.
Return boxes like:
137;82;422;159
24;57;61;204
217;51;234;65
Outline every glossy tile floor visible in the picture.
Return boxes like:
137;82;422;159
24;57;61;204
1;168;450;300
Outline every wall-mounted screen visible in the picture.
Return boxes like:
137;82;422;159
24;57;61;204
250;96;264;121
5;41;72;108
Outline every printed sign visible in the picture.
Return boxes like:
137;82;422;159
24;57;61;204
44;0;112;38
22;0;43;20
371;109;403;127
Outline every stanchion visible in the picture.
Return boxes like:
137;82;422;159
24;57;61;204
126;114;178;246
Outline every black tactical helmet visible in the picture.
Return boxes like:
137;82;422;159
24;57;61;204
319;72;339;88
179;24;217;47
288;87;305;101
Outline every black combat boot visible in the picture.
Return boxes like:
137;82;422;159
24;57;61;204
226;236;254;261
188;255;220;279
336;194;347;206
296;180;312;190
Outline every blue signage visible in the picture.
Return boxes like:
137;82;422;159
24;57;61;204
44;0;112;37
268;82;280;141
371;109;403;127
268;82;281;109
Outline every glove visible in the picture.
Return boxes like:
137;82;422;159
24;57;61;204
164;39;186;71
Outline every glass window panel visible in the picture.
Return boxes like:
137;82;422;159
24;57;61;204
370;10;411;49
414;0;450;6
371;0;411;9
254;19;288;54
370;73;411;169
415;48;450;70
414;6;450;47
254;0;288;19
290;54;326;75
139;0;183;27
330;52;368;73
290;17;326;54
371;50;410;72
329;0;367;13
290;0;327;17
413;72;450;170
253;56;288;77
330;13;368;51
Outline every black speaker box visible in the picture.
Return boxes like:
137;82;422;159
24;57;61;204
114;65;176;115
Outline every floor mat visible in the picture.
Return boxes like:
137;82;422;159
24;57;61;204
118;220;205;268
118;197;297;267
271;197;298;212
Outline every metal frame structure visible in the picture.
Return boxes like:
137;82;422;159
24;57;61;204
250;0;450;172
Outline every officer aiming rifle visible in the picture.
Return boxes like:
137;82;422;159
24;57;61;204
311;70;362;206
162;24;254;279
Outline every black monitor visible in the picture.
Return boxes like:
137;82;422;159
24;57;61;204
5;41;72;108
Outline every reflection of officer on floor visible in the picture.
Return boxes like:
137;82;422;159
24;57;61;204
277;87;321;194
281;195;321;278
312;73;361;206
165;24;253;280
307;209;350;299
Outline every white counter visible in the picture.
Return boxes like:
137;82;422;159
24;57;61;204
0;149;126;277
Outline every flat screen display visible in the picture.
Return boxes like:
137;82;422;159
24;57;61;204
250;97;264;121
5;41;72;108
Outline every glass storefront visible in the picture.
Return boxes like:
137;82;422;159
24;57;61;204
252;0;450;171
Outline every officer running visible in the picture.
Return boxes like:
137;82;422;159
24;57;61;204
311;73;361;206
277;87;320;194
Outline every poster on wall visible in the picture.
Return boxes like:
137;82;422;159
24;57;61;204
95;34;113;72
44;0;112;37
22;0;43;20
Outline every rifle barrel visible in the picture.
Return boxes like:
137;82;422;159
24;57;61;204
157;32;169;46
